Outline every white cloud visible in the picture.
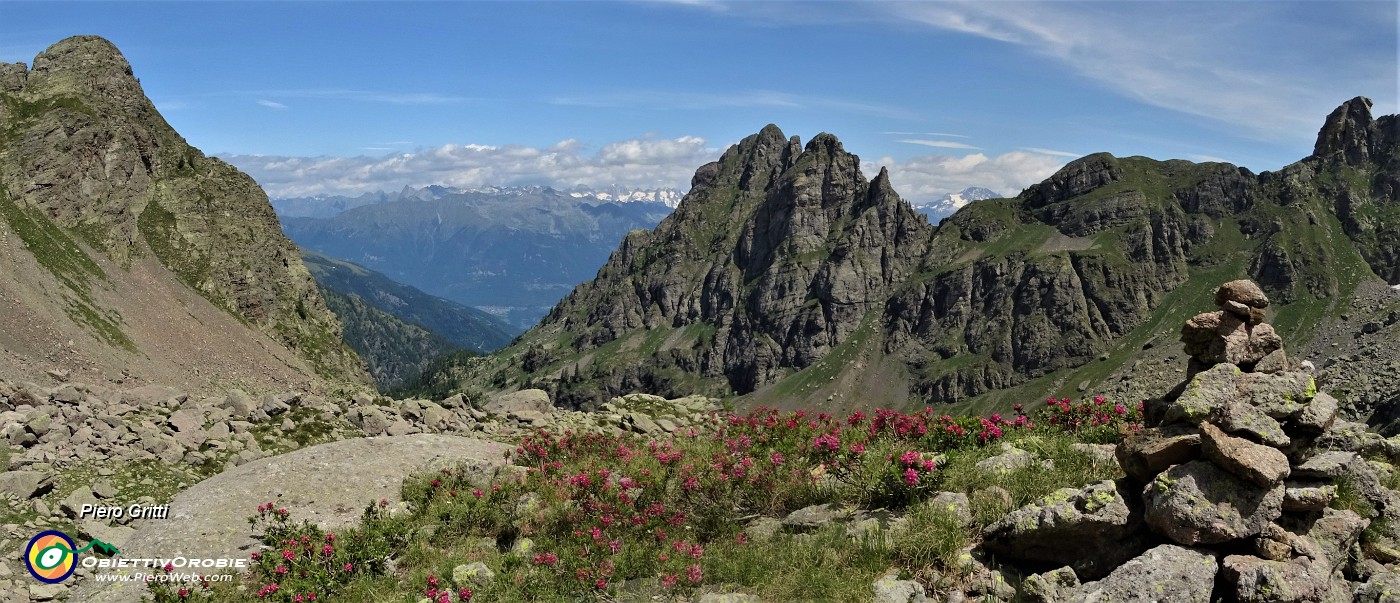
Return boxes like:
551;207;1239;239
864;151;1066;203
256;99;288;110
883;2;1395;143
897;139;981;150
223;135;721;198
552;89;920;120
1020;147;1080;158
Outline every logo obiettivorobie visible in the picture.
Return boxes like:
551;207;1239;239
23;530;121;584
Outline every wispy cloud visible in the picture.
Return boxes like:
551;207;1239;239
882;131;969;138
222;135;721;198
552;89;920;120
882;2;1396;143
1188;154;1231;164
240;89;476;105
897;139;981;150
256;99;288;110
1020;147;1080;158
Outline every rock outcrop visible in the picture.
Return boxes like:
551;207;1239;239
0;36;367;387
1007;279;1400;601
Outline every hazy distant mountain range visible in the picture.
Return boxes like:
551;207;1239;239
273;185;684;219
275;186;675;329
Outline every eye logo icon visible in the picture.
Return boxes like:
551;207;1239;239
24;531;78;584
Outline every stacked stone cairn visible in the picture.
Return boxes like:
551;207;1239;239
983;280;1400;602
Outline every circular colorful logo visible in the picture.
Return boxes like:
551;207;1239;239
24;531;77;584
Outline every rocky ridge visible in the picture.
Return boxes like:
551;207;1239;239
473;98;1400;415
0;36;366;387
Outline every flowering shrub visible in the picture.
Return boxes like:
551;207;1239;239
145;394;1141;601
239;501;402;601
1029;396;1144;443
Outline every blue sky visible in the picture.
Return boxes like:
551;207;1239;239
1;1;1395;201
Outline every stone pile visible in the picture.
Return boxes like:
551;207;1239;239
982;280;1400;602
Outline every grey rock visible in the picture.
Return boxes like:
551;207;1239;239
0;470;51;499
29;583;68;601
1022;567;1080;603
1216;279;1270;308
744;517;783;542
1282;481;1337;512
221;390;256;419
872;573;929;603
59;487;100;519
91;478;117;499
1115;425;1201;483
1143;460;1283;545
1200;422;1290;487
983;479;1147;580
974;444;1035;473
927;491;972;526
1294;392;1338;433
1293;451;1358;479
1220;555;1327;603
484;389;551;416
1066;544;1216;603
782;503;853;532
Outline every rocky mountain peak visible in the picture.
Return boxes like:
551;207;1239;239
1313;96;1375;164
1021;152;1123;208
0;35;368;388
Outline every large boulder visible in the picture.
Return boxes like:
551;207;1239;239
1143;460;1283;545
983;479;1147;580
1065;544;1217;603
484;389;552;417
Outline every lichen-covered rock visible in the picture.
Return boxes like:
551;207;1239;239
1143;460;1284;545
1065;544;1217;603
974;444;1035;474
1200;422;1290;487
871;574;930;603
1022;567;1080;603
1282;481;1338;512
1216;280;1271;309
1115;424;1201;483
1221;555;1329;603
1294;391;1339;433
983;480;1147;580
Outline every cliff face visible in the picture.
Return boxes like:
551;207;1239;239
0;36;367;389
482;126;930;406
469;99;1398;413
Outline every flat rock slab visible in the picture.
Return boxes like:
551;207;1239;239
73;434;508;603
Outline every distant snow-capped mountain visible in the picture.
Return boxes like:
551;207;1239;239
272;185;685;218
911;187;1000;223
567;186;685;208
